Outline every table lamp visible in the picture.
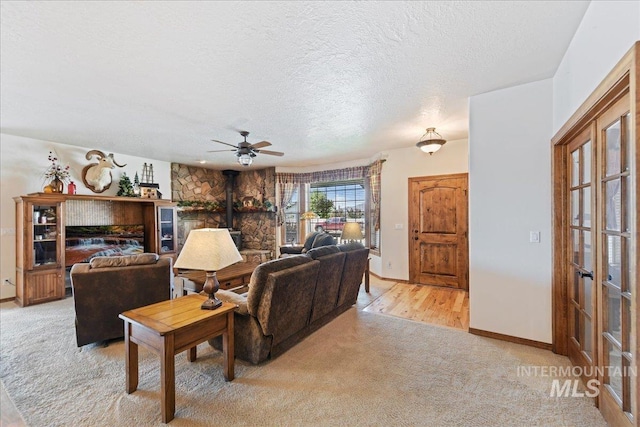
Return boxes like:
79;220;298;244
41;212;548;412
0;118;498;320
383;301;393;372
174;228;243;310
341;222;364;243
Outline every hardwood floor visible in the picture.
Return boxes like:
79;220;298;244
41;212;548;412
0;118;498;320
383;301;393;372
363;279;469;331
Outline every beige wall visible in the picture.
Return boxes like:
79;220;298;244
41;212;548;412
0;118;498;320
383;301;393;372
0;133;171;299
372;139;469;279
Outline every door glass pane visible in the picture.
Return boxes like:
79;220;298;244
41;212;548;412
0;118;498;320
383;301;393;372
582;141;591;184
572;269;580;302
583;317;593;360
571;190;580;226
573;306;581;342
622;297;631;353
623;113;630;170
583;187;591;228
571;149;580;186
605;338;623;401
605;179;621;231
605;120;621;177
606;286;622;344
571;229;580;265
584;276;593;317
624;177;630;232
607;235;622;289
583;230;592;272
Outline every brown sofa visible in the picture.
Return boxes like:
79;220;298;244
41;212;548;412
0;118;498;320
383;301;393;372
279;231;336;257
70;253;173;347
211;242;369;364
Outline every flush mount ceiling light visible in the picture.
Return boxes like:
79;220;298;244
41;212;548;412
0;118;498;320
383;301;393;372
416;127;447;155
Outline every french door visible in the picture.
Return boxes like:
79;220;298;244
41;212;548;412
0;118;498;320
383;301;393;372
596;94;634;425
553;44;638;426
567;126;596;387
563;93;635;426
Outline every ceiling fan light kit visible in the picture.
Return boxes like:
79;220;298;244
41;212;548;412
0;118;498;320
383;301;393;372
416;127;447;155
209;130;284;167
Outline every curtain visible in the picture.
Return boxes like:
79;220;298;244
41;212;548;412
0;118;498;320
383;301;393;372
367;159;384;230
276;175;296;226
276;166;368;185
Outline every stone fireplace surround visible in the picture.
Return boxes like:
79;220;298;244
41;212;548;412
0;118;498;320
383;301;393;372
171;164;277;259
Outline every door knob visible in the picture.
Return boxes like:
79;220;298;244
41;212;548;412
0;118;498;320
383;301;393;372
578;271;593;279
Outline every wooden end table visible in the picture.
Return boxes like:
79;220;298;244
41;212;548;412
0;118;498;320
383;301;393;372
180;261;260;294
119;295;236;423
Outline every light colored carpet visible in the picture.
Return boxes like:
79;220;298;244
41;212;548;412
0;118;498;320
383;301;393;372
0;287;605;426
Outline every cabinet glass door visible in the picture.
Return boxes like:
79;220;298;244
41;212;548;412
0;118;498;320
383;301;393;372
32;204;59;267
158;207;176;254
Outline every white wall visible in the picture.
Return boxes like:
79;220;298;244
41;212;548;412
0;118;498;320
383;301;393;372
374;139;469;279
553;1;640;132
468;79;553;343
0;133;171;299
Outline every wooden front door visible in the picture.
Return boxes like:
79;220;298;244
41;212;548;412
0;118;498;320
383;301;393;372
408;173;468;290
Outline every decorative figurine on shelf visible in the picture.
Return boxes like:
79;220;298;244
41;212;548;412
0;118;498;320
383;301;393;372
116;173;136;197
133;172;141;197
68;181;77;195
139;163;161;199
43;151;70;193
82;150;126;193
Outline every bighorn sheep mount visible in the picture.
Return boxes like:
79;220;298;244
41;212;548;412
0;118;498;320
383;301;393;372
82;150;127;193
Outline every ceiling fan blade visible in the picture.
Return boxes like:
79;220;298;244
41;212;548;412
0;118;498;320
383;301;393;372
250;141;272;149
207;149;236;153
211;139;238;148
254;149;284;157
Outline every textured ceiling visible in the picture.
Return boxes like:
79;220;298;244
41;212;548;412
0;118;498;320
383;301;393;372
1;1;589;169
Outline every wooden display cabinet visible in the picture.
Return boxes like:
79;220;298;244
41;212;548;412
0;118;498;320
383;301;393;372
14;194;66;306
15;193;177;307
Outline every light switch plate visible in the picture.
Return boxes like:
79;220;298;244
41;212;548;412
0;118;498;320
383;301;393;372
530;231;540;243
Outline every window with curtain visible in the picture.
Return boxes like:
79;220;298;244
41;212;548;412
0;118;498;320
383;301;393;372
276;159;383;250
309;180;366;244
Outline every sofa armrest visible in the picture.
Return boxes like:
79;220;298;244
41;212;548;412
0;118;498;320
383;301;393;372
216;289;249;316
279;245;304;255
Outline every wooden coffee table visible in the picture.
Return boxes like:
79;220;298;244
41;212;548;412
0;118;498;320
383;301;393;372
119;295;236;423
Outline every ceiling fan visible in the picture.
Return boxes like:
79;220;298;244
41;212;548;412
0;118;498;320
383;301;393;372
208;130;284;167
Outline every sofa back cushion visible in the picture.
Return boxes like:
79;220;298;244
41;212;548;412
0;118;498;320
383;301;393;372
70;255;172;346
256;260;320;345
305;245;340;259
301;232;320;252
89;253;159;269
307;250;346;323
311;232;336;249
247;255;313;316
336;243;370;307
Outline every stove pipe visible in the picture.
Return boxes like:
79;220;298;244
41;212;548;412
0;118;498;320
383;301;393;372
222;169;239;229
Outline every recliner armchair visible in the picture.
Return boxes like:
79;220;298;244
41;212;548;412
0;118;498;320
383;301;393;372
70;253;173;346
279;231;336;257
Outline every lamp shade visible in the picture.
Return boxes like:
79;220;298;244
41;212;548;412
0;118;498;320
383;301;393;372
416;127;446;155
300;211;318;220
341;222;364;241
174;228;242;271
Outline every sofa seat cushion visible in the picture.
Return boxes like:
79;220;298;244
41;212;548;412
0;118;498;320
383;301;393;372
89;253;159;269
